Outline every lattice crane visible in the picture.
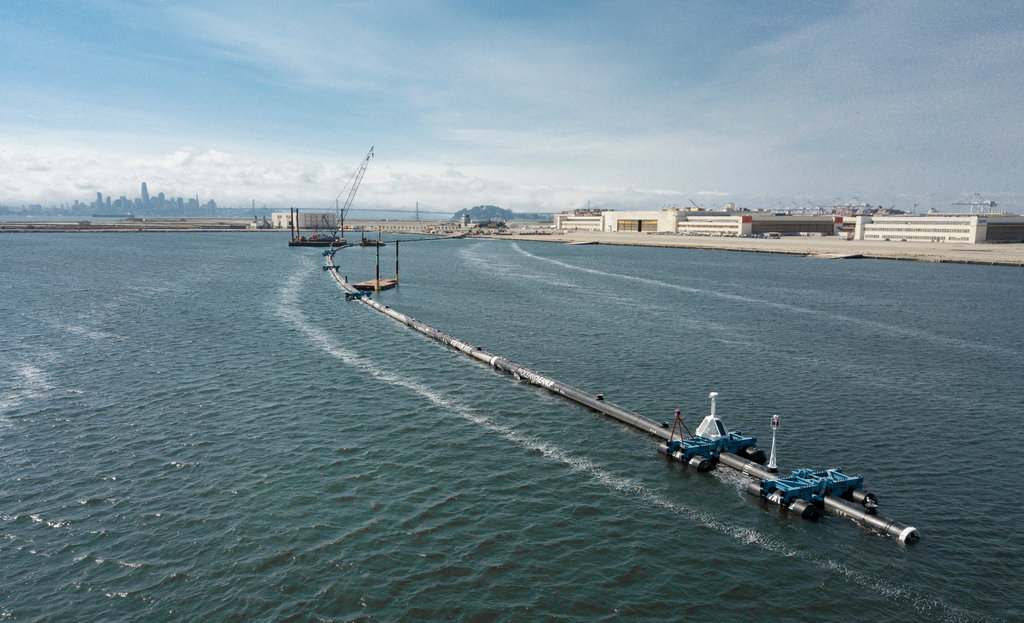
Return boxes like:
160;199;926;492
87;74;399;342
334;146;374;230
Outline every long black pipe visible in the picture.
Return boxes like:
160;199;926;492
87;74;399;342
325;261;669;439
721;452;919;543
823;495;918;543
324;258;919;543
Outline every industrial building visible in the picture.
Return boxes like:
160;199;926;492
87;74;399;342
555;208;1024;243
853;214;1024;243
271;211;337;230
554;208;841;237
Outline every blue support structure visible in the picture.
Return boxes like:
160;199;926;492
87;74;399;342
664;433;759;459
719;431;760;455
661;408;764;472
757;468;864;505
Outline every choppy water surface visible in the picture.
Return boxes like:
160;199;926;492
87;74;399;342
2;232;1022;622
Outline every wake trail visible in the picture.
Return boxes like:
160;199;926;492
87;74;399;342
279;269;794;557
511;242;1021;362
458;244;579;288
275;265;981;622
0;356;61;426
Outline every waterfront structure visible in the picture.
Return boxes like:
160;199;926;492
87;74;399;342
271;211;337;230
854;213;1024;243
747;214;841;237
624;210;754;236
553;211;603;231
346;219;448;233
555;208;841;237
555;208;1024;243
248;216;272;230
555;209;753;235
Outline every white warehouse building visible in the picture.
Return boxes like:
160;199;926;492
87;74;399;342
271;211;337;230
554;208;1024;243
853;214;1024;243
555;209;753;236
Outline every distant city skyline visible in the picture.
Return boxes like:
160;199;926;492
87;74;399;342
2;2;1022;214
86;182;217;216
0;179;470;219
0;182;1010;219
1;181;220;218
0;180;481;219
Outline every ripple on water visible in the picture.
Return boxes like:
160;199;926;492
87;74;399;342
0;235;1019;622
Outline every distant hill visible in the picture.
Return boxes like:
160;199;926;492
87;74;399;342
451;205;552;222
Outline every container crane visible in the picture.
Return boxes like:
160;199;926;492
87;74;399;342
951;193;997;213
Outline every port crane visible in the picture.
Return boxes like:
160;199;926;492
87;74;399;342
951;193;997;213
333;146;374;232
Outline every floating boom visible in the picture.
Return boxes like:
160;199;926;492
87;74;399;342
321;253;918;544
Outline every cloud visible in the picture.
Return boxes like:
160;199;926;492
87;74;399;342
2;1;1022;213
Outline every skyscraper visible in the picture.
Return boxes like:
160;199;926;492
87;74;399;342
141;182;150;205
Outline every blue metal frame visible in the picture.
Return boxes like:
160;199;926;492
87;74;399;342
758;468;863;505
665;431;759;460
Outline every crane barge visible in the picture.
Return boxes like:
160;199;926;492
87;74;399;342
290;146;373;247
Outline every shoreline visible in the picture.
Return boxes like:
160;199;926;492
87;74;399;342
3;219;1023;266
0;218;255;233
487;230;1024;267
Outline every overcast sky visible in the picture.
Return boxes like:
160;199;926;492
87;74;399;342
2;1;1022;215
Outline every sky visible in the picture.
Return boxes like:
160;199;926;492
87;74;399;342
1;0;1022;216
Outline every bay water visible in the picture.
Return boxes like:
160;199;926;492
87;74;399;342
2;232;1022;621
